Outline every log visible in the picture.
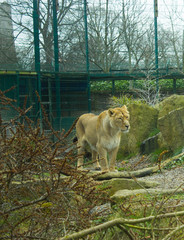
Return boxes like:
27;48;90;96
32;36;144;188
92;152;184;180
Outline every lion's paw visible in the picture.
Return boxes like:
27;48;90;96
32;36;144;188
109;169;118;173
94;167;101;171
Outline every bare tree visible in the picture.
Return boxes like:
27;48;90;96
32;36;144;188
1;0;183;73
161;0;183;70
0;0;82;71
86;0;125;72
0;2;17;69
119;0;149;72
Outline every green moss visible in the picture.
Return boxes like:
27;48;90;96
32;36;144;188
148;128;160;138
117;150;137;161
173;146;184;156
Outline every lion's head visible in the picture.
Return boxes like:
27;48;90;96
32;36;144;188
108;105;130;132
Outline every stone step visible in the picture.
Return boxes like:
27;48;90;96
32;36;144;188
100;178;159;196
111;188;184;202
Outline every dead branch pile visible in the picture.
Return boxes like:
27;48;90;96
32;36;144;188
0;88;109;239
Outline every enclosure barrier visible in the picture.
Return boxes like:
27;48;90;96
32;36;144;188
0;69;183;132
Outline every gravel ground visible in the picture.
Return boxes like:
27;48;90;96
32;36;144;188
139;167;184;189
118;154;184;190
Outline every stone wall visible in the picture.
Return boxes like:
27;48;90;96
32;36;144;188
119;95;184;156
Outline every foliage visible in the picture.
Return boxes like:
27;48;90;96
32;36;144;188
0;88;109;239
110;95;136;107
91;80;115;92
160;79;184;90
164;156;184;169
91;78;184;96
164;147;184;170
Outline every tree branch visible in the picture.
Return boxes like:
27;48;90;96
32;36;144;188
61;210;184;240
162;224;184;240
0;192;48;215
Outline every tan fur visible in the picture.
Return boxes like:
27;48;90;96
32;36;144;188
76;106;130;172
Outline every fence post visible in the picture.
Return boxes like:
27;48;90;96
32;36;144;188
33;0;42;130
53;0;61;131
16;72;20;108
84;0;91;112
111;79;115;95
154;0;159;98
173;78;176;94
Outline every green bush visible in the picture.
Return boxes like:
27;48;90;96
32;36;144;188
159;79;174;89
91;81;113;92
91;80;129;92
91;78;184;93
111;95;143;108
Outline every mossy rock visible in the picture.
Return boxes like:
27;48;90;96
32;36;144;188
100;178;159;196
157;94;184;118
111;188;184;203
158;107;184;150
120;102;159;156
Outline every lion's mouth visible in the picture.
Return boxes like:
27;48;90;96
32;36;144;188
121;129;129;133
121;125;130;132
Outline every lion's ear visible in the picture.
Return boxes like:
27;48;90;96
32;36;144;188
122;105;128;111
108;108;114;116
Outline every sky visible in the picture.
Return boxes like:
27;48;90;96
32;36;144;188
0;0;184;27
1;0;184;46
156;0;184;29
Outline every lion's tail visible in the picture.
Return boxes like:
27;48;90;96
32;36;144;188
73;136;78;143
63;117;79;139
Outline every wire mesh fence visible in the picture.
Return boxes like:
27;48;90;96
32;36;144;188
0;0;184;131
0;72;88;132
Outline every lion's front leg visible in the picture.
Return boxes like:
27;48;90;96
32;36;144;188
109;147;119;172
97;145;109;172
92;150;101;170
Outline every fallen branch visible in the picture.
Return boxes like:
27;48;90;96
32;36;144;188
92;152;184;180
162;224;184;240
60;209;184;240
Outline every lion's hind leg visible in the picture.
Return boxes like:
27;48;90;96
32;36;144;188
77;139;86;170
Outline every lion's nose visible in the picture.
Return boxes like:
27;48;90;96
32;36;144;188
125;125;129;130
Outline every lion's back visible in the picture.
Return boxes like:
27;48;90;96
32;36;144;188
76;113;98;140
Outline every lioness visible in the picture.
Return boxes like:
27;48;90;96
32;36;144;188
76;105;130;172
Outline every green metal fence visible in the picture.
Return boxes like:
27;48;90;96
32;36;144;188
1;69;183;133
0;0;184;132
0;71;88;132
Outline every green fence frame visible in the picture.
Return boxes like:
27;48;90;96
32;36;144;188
0;71;89;131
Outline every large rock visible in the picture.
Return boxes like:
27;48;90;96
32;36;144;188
120;102;158;156
157;94;184;118
140;133;159;154
158;107;184;150
116;95;184;157
100;178;159;196
111;188;184;202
